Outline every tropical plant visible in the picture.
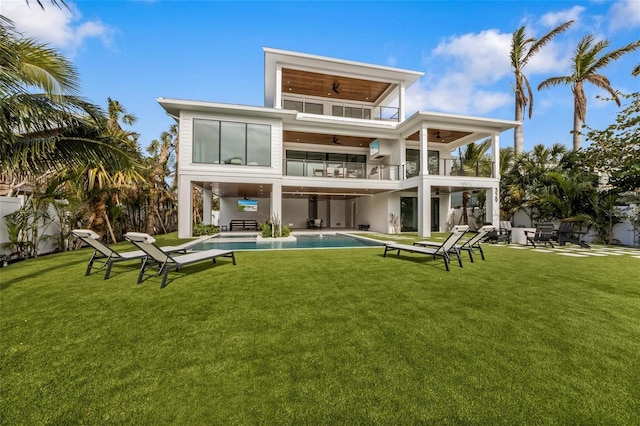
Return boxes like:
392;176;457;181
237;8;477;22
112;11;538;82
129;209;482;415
1;207;32;260
510;21;574;154
193;223;219;236
260;212;290;238
502;143;568;224
143;131;177;234
584;92;640;193
0;17;134;193
538;35;640;150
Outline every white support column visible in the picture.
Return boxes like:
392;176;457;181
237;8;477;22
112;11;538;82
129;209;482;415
177;175;193;238
491;133;500;179
419;124;429;176
275;65;283;109
203;188;212;225
490;133;501;228
271;180;282;228
399;137;407;179
398;82;406;122
487;186;500;229
418;179;431;238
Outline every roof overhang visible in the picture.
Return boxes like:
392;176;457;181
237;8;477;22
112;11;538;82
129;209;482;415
157;97;298;120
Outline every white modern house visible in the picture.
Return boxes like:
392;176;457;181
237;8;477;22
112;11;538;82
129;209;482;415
159;48;518;239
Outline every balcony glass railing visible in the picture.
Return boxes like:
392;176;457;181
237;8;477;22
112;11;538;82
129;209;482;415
282;97;400;122
403;158;494;178
284;160;401;180
445;158;494;177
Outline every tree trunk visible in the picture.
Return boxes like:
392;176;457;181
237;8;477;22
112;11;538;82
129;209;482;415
572;106;582;150
514;103;524;155
87;195;107;238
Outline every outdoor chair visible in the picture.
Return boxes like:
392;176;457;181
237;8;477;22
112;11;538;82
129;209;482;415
525;223;556;248
554;221;591;249
124;232;236;288
72;229;211;280
383;225;469;271
487;221;511;244
414;225;494;263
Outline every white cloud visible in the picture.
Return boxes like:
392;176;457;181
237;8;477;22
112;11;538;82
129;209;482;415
0;0;113;52
407;14;585;117
405;29;516;116
433;29;512;84
609;0;640;31
405;73;511;116
539;6;585;28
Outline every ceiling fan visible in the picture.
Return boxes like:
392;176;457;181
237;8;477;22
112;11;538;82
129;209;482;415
332;82;340;94
332;136;341;145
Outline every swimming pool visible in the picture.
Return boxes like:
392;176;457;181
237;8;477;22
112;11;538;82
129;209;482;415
194;233;383;251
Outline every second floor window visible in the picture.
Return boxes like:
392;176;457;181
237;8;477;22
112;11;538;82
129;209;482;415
193;119;271;166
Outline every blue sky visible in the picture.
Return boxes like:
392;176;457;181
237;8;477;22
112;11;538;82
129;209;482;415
3;0;639;152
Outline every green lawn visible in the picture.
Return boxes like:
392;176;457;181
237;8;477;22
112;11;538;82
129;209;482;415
2;234;640;424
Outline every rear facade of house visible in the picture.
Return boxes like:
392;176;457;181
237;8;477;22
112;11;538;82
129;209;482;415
159;48;518;238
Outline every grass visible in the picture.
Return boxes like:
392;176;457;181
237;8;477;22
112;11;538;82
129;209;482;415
1;234;640;424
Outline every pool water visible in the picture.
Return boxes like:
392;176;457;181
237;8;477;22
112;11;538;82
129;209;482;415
194;233;383;251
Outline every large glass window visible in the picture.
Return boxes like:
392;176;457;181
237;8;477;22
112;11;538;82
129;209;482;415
192;119;271;166
401;197;418;232
246;124;271;166
193;119;220;164
221;122;245;164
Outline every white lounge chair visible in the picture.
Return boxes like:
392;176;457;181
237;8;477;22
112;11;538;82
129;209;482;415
383;225;469;271
72;229;211;280
414;225;494;263
124;232;236;288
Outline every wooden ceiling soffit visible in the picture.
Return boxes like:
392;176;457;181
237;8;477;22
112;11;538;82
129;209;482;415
406;129;472;144
282;68;392;103
284;131;375;148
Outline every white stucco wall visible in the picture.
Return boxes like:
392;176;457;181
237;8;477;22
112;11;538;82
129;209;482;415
282;198;308;229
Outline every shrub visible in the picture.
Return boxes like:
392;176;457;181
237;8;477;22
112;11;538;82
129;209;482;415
193;223;219;236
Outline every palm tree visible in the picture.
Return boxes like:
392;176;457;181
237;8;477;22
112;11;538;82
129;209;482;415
106;97;138;145
511;21;574;155
0;17;132;182
143;132;176;234
503;143;568;224
538;35;640;150
27;0;67;9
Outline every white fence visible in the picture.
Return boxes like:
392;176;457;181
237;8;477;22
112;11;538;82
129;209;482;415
0;196;63;258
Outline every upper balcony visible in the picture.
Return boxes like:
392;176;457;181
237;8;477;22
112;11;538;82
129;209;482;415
264;48;424;122
283;158;495;181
